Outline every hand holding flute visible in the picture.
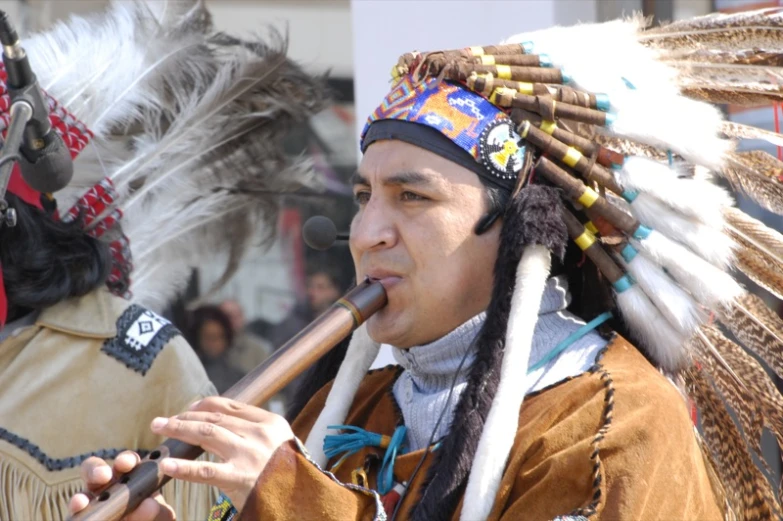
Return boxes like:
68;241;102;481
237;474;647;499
69;279;386;521
70;396;294;520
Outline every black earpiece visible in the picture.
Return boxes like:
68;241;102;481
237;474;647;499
474;211;501;235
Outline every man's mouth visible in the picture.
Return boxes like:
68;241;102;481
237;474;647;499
366;271;403;290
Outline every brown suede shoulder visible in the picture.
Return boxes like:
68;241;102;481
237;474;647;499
291;364;403;442
261;338;723;521
466;335;723;520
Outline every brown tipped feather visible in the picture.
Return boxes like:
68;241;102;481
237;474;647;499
722;151;783;216
722;292;783;381
702;326;783;443
591;133;670;161
663;49;783;67
724;207;783;261
685;366;781;520
693;334;765;463
733;235;783;300
721;122;783;148
643;27;783;53
643;8;783;36
681;85;783;106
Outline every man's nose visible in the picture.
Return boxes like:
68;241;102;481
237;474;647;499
350;199;397;252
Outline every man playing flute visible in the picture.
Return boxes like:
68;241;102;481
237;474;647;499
73;9;783;521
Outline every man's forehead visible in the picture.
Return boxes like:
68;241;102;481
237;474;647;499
355;143;480;188
351;169;439;187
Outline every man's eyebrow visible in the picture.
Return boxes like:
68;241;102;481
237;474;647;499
350;172;368;186
350;171;434;187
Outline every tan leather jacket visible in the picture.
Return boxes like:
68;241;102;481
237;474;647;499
0;288;217;521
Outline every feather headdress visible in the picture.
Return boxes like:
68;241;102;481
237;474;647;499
304;8;783;521
23;0;327;310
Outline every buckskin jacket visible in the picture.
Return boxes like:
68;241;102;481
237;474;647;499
236;336;725;521
0;287;218;521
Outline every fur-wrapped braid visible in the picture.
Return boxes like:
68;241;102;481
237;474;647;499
413;186;566;521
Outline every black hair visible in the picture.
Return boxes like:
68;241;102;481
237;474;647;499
0;193;111;315
186;305;235;356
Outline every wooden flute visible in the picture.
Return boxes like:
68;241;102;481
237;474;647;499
69;278;387;521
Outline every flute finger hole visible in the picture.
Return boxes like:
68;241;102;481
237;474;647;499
98;491;111;502
149;450;161;460
119;474;131;484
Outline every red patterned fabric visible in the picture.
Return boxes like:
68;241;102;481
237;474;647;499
0;62;131;325
62;178;133;299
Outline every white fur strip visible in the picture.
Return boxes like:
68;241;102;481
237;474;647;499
304;324;380;467
616;284;688;372
461;245;551;521
634;232;743;309
629;194;736;269
619;251;706;336
618;156;734;225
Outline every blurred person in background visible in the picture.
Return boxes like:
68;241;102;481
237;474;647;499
250;264;349;350
220;299;274;374
188;305;245;394
307;265;345;317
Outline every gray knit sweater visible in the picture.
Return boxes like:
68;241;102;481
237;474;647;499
391;275;608;451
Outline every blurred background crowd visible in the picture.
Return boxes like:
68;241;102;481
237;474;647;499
8;0;783;479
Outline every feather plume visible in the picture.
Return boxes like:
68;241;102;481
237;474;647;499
617;156;734;225
684;367;781;520
699;325;783;464
642;7;783;35
26;1;214;136
504;17;679;97
28;2;329;311
721;121;783;148
680;81;783;107
618;252;706;336
504;17;732;171
733;235;783;301
604;92;731;173
724;206;783;260
632;231;743;309
591;133;669;161
663;49;783;67
721;151;783;216
119;35;325;309
615;284;689;372
641;11;783;53
693;335;765;465
722;292;783;382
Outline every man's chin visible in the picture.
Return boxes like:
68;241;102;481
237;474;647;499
366;312;410;348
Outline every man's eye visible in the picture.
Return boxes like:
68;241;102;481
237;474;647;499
401;191;426;201
354;191;371;205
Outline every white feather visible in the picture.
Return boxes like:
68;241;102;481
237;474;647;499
615;284;690;372
26;1;210;136
503;18;732;171
628;193;736;268
634;231;744;309
462;245;551;521
606;92;731;172
619;251;706;336
503;17;678;98
26;1;326;311
305;325;380;467
618;156;734;224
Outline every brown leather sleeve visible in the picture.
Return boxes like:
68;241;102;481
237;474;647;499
237;439;383;521
491;339;724;521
